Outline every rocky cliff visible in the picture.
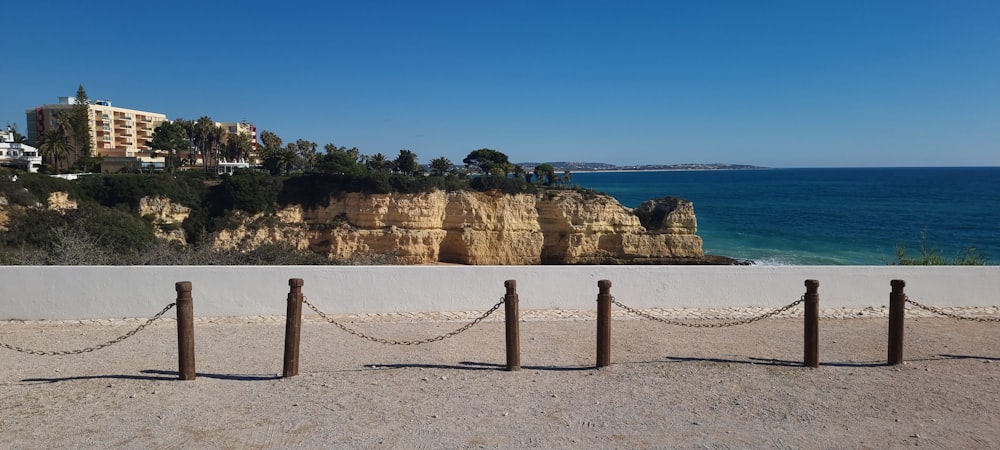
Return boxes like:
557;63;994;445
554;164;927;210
212;190;706;264
0;187;709;264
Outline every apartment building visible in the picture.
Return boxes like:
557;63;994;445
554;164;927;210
218;121;258;152
26;97;259;172
26;97;168;158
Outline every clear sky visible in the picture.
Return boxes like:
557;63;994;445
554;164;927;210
3;1;998;168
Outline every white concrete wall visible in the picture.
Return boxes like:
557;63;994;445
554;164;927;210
1;266;998;320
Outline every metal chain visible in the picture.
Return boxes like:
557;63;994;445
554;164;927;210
612;296;805;328
905;295;1000;323
0;303;177;356
303;296;505;345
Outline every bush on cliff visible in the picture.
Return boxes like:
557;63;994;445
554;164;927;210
77;173;205;210
1;202;156;261
2;171;78;206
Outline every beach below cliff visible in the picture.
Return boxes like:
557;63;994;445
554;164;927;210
2;312;998;448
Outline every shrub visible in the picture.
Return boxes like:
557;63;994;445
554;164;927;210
77;173;206;210
894;231;989;265
0;202;155;259
11;172;78;206
216;170;282;215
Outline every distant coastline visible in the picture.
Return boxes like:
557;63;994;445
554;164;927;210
515;162;768;172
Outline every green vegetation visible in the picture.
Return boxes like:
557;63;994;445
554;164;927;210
2;203;155;261
0;144;593;265
149;120;188;173
894;231;989;265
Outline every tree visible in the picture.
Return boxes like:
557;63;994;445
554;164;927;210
463;148;511;177
512;164;526;182
295;139;318;172
150;121;189;173
366;153;392;172
259;130;282;154
394;149;420;175
66;85;92;168
430;157;452;176
317;144;364;175
169;118;195;166
324;143;360;162
534;163;556;186
221;131;253;162
38;129;71;173
217;170;281;215
192;116;221;168
258;131;294;175
284;143;302;173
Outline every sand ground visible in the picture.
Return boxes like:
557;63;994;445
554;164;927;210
2;309;999;449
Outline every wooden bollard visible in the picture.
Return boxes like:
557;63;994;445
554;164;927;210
283;278;304;378
888;279;906;365
803;279;819;368
596;280;612;368
175;281;196;381
504;280;521;371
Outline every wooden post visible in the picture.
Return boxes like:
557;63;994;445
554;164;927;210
803;279;820;368
175;281;196;381
888;279;906;365
596;280;612;368
504;280;521;371
283;278;304;378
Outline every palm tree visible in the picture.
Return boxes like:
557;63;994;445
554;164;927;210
222;132;253;162
39;129;71;174
366;153;391;172
192;116;217;169
430;157;452;176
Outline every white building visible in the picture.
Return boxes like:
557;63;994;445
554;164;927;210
0;126;42;172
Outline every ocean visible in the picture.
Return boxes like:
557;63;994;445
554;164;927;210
570;167;1000;265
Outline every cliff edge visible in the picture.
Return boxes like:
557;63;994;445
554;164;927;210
212;190;710;264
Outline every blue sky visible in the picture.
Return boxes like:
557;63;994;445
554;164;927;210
3;1;998;168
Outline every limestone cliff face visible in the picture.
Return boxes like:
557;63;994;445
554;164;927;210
138;196;191;244
536;192;702;264
47;192;78;212
210;190;704;264
212;207;311;253
0;187;703;264
0;196;9;231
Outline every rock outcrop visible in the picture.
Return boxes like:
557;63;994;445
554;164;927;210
210;190;706;264
138;196;191;244
1;188;708;264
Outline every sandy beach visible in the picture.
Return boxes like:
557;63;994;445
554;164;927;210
2;309;999;449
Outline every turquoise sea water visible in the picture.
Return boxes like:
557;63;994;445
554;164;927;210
570;167;1000;265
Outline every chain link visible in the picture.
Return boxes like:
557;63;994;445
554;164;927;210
905;295;1000;322
612;296;805;328
0;303;177;356
303;296;505;345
